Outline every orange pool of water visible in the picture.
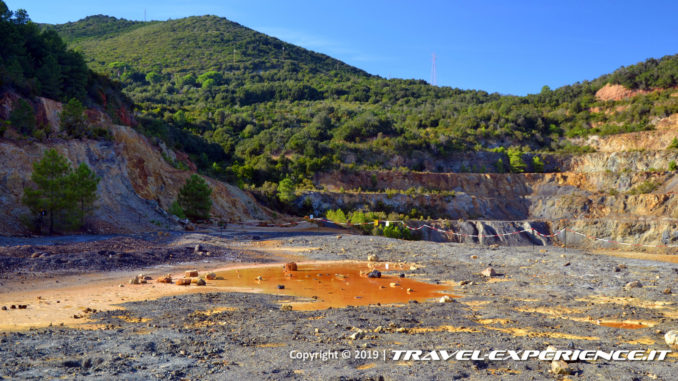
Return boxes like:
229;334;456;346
211;261;455;310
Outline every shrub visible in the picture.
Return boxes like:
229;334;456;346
178;174;212;221
277;177;296;203
60;98;88;138
169;200;186;219
10;99;36;136
668;137;678;150
669;160;677;171
532;156;544;172
628;180;659;195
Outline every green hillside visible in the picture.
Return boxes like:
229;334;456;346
46;15;678;191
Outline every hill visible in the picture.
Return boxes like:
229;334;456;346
46;16;678;204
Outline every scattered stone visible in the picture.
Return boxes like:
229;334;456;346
184;224;195;231
255;276;263;281
539;249;547;254
624;280;642;290
31;252;41;258
281;305;293;311
129;276;140;285
470;255;478;259
399;273;405;278
481;267;497;277
406;288;414;293
196;279;206;286
439;295;454;303
1;306;6;311
563;262;571;267
410;265;418;270
389;282;400;288
284;262;298;272
396;327;408;333
367;270;381;278
205;273;217;280
367;254;379;262
665;330;678;347
277;284;285;290
185;270;199;278
489;244;499;250
349;330;365;340
459;280;471;286
374;326;383;333
156;275;172;284
615;264;627;272
175;279;191;286
336;235;342;239
551;359;572;375
663;288;672;295
10;305;16;309
118;284;124;288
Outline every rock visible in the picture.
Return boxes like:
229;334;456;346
374;326;383;333
470;255;478;259
129;276;140;285
439;295;454;303
489;244;499;250
406;288;414;293
665;330;678;347
185;270;199;278
10;305;16;309
349;330;365;340
399;273;405;278
196;278;206;286
18;305;27;309
367;270;381;278
410;265;418;270
389;282;400;288
563;262;571;266
367;254;379;262
459;280;470;286
255;275;263;281
118;284;124;288
284;262;298;272
663;288;672;295
551;360;572;375
281;305;292;311
624;280;642;290
31;252;41;258
481;267;497;277
175;279;191;286
615;264;627;272
205;273;217;280
156;275;172;284
277;284;285;289
184;224;195;231
336;235;342;239
1;306;6;311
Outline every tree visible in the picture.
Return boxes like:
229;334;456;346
9;99;36;135
178;174;212;221
60;98;88;137
22;149;73;234
532;155;544;173
69;163;100;228
145;71;162;84
277;177;296;203
22;149;99;234
507;147;527;173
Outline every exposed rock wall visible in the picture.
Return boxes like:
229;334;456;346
0;124;271;235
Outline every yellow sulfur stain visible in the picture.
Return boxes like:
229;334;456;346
407;325;481;334
356;363;376;370
486;326;599;341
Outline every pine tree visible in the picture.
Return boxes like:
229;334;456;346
22;149;72;234
9;99;36;135
60;98;88;138
68;163;100;228
178;174;212;221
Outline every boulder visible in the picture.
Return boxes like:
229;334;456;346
665;330;678;347
481;267;497;277
284;262;298;272
185;270;199;278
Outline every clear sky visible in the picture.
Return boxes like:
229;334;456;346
7;0;678;95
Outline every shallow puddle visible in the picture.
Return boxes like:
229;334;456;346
211;261;455;310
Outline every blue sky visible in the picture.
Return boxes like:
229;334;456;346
8;0;678;95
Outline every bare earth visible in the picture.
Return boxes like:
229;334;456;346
1;226;677;380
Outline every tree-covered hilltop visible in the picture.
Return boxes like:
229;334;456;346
0;2;132;124
45;15;678;190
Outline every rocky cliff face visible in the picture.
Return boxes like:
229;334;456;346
305;113;678;248
0;98;271;235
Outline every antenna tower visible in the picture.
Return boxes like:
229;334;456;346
430;53;437;86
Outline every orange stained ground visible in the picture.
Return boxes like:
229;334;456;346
598;321;647;329
211;261;455;311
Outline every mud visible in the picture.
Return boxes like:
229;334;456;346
1;229;677;380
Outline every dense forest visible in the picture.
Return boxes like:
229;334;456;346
0;3;132;123
27;13;678;191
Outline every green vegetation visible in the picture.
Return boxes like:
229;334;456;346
324;209;420;240
9;98;36;135
60;98;88;137
628;180;660;195
532;155;544;173
668;137;678;150
39;14;678;190
276;177;296;204
177;174;212;221
0;2;133;130
169;200;187;220
669;160;677;171
21;149;100;234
